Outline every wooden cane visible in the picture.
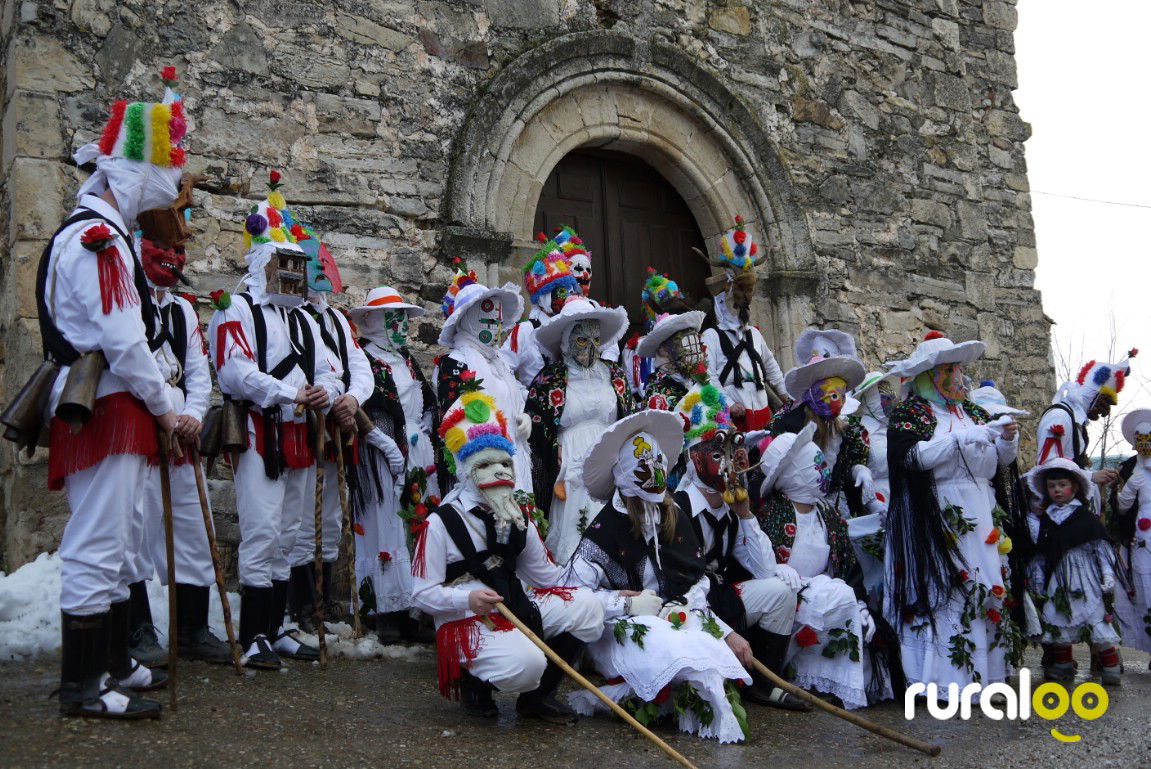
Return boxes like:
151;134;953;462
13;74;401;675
332;425;362;638
748;658;940;756
190;449;244;676
494;603;699;769
312;409;328;668
156;429;179;710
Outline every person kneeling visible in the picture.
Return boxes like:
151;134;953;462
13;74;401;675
411;389;603;723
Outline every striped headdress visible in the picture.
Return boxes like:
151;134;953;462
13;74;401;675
95;67;187;168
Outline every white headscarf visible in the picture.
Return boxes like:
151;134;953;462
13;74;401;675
712;289;742;332
74;147;182;228
239;241;304;307
775;440;825;505
613;430;667;504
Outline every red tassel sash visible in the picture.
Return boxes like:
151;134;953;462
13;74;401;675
48;392;157;489
435;614;515;700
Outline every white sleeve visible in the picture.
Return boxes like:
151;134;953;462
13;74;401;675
334;311;375;406
1036;407;1076;465
177;298;211;421
701;329;729;394
57;237;169;415
567;553;629;618
409;515;473;616
1117;475;1139;511
516;519;569;587
684;573;733;636
731;516;778;579
301;312;345;410
996;432;1019;466
207;303;297;408
910;433;960;471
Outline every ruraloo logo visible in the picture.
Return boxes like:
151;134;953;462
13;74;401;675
904;669;1108;742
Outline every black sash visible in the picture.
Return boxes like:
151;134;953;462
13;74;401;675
149;299;189;394
309;306;351;390
36;209;156;364
716;328;765;389
436;504;543;636
677;490;752;631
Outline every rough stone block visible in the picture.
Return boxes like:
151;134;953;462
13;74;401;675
482;0;560;29
6;34;92;98
840;90;880;130
7;158;80;244
957;200;988;242
983;1;1018;31
1012;245;1038;269
333;11;413;50
1;90;64;172
933;73;971;111
709;5;751;36
910;198;953;228
791;97;844;130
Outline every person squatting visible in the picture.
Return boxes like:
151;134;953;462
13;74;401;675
13;68;1147;740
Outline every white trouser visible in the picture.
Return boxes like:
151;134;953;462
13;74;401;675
289;459;342;566
466;589;604;693
60;454;149;615
129;462;216;587
234;446;313;588
738;577;797;636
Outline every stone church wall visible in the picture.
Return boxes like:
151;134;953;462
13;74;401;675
0;0;1046;570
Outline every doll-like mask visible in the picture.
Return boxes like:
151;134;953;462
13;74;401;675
141;237;188;288
548;284;575;316
1135;429;1151;460
804;376;848;420
137;174;196;250
664;329;706;379
689;430;744;493
566;319;601;369
877;379;896;418
728;272;757;325
571;253;593;295
462;296;504;347
264;247;308;299
931;362;966;402
628;433;668;496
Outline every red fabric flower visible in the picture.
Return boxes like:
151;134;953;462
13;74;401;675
549;388;565;407
647;393;669;410
269;170;281;184
986;608;1002;624
775;545;791;563
460;370;476;382
985;529;1000;545
1050;424;1065;437
161;66;177;82
990;584;1006;599
414;503;428;518
80;224;114;251
784;523;797;537
378;551;391;563
612;377;626;396
353;522;365;536
795;625;819;648
1138;518;1151;532
957;569;969;582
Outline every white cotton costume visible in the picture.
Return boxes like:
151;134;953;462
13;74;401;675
1113;412;1151;653
132;289;215;588
207;243;344;588
45;195;173;616
288;293;375;567
701;292;786;430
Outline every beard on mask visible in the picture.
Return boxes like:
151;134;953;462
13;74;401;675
464;448;526;540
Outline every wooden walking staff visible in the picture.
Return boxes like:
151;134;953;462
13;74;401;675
156;429;179;710
748;658;941;756
190;448;244;675
312;408;328;668
494;603;700;769
332;425;362;638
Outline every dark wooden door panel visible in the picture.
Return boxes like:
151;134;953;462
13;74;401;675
533;149;708;324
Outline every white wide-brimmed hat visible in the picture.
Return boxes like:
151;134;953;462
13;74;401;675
582;410;686;502
758;422;818;496
885;331;985;380
783;355;867;401
1121;407;1151;446
437;272;523;348
348;285;426;325
851;370;900;399
969;382;1029;417
534;296;628;359
1024;457;1094;502
794;328;858;366
635;311;705;358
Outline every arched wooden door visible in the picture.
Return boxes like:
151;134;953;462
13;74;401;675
532;149;709;325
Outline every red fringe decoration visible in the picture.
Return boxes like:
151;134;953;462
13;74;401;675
97;247;138;314
1076;360;1095;386
1114;369;1126;394
532;586;576;602
435;614;514;700
97;101;127;156
48;392;157;489
215;321;253;370
323;418;359;465
250;413;313;469
410;519;431;578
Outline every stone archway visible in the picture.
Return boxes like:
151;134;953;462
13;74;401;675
442;30;819;360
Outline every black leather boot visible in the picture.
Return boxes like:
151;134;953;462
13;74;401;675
516;632;581;725
239;586;281;670
288;564;317;633
126;580;166;668
175;584;231;664
59;611;162;720
375;612;404;644
459;670;498;718
109;599;168;691
271;578;319;661
742;629;811;712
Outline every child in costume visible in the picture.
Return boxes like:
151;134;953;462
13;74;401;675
1022;459;1121;685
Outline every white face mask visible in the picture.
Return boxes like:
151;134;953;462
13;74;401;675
465;448;526;536
460;296;503;347
571;254;592;295
613;431;669;503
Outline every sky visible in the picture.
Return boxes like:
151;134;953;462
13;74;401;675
1014;0;1151;455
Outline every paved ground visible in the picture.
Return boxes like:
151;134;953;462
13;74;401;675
1;645;1148;769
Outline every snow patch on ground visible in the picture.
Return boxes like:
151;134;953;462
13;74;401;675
1;552;427;663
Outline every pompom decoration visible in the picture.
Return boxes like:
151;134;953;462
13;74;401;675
464;398;490;424
1093;366;1112;387
924;330;946;341
161;66;177;84
246;214;267;236
209;289;231;310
